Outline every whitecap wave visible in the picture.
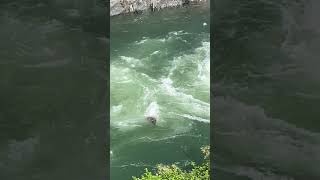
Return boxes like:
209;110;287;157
144;101;160;120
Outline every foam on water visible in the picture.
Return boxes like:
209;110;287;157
144;101;160;120
110;7;211;178
197;42;210;83
120;56;142;67
177;114;210;123
112;105;123;114
111;38;210;127
110;30;210;167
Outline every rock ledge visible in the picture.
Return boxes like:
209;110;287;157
110;0;207;16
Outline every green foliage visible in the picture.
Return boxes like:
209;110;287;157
133;146;210;180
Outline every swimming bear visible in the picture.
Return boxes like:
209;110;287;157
146;116;157;125
145;102;159;125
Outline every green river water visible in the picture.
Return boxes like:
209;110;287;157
2;0;320;179
213;0;320;179
110;5;210;179
0;1;107;179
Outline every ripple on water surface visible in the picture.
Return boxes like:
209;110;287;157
110;10;210;178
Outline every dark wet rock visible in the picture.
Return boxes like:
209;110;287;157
110;0;208;16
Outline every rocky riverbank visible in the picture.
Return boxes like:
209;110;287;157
110;0;208;16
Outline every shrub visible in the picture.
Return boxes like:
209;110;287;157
133;146;210;180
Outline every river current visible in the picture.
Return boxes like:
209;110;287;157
213;0;320;179
110;4;210;179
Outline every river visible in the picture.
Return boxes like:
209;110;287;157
2;0;319;179
0;1;107;179
213;0;320;179
110;4;210;179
